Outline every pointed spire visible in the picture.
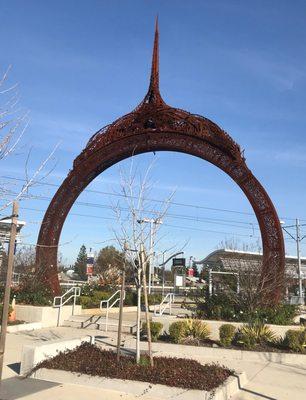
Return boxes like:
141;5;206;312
150;16;160;93
143;16;165;106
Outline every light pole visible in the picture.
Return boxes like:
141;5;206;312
137;217;163;294
281;219;305;304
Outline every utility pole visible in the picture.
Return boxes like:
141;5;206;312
295;219;304;303
0;201;18;382
281;218;305;304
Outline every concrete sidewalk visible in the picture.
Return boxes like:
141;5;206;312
0;327;305;399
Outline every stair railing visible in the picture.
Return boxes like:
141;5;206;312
100;290;126;332
53;286;81;327
154;293;175;316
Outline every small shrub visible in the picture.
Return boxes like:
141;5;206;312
219;324;236;347
79;296;95;309
139;355;151;366
283;329;306;353
79;291;114;309
247;304;298;325
141;293;163;306
14;280;53;306
235;321;276;349
190;320;211;340
0;304;12;323
169;319;210;344
190;290;298;325
235;331;257;349
124;291;137;306
142;321;163;342
169;320;189;343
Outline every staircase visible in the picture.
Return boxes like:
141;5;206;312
153;294;193;317
62;314;137;334
62;290;137;334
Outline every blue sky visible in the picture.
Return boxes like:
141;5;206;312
1;0;306;265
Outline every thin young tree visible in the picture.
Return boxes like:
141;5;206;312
111;158;174;365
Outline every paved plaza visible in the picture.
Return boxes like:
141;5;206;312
0;326;305;400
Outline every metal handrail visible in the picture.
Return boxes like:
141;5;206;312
100;290;125;332
154;293;175;316
53;286;81;326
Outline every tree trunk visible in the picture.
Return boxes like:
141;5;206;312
116;269;125;362
135;268;141;364
140;244;154;367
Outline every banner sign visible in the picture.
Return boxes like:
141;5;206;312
86;254;94;276
187;268;194;277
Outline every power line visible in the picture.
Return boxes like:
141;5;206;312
13;206;301;245
0;175;289;219
2;175;303;223
16;204;260;232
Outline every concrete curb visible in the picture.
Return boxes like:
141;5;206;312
6;322;42;333
31;368;246;400
150;341;306;367
20;336;94;376
15;305;82;327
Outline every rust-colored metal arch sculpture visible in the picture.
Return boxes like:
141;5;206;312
36;20;285;302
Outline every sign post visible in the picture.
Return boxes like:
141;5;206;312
86;249;94;281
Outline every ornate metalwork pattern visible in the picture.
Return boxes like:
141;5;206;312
36;19;285;303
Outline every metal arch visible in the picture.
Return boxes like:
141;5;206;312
36;19;285;303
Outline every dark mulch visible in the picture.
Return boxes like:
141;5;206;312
33;342;233;391
8;320;25;325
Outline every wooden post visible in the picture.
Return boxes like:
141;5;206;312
116;268;125;362
0;201;18;382
140;243;154;367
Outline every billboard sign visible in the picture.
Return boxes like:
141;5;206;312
172;258;186;267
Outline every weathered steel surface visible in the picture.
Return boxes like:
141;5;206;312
36;20;285;302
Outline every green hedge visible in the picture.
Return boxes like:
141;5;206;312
283;329;306;353
234;322;276;349
191;291;298;325
169;319;210;344
142;321;163;342
219;324;236;347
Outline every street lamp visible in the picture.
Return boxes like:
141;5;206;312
281;219;305;304
137;217;163;293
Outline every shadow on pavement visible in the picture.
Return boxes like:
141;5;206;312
0;377;58;400
7;363;20;375
235;374;277;400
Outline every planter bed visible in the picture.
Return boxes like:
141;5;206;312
31;342;233;392
23;337;246;399
33;368;242;400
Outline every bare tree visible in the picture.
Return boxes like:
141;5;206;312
0;66;58;213
111;157;174;365
215;253;286;311
217;237;262;253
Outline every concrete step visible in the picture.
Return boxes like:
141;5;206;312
62;314;137;334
